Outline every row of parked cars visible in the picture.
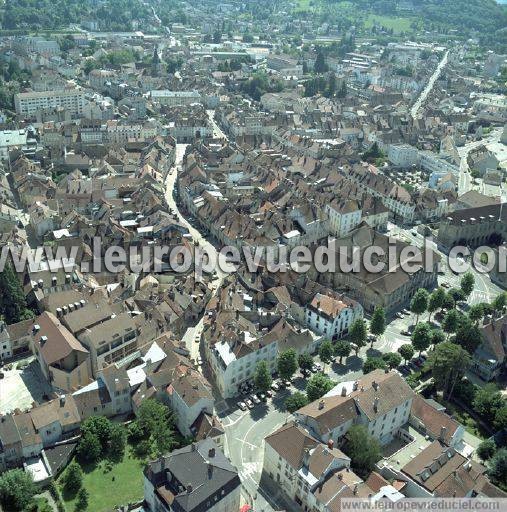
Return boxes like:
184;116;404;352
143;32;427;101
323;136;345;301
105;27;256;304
395;308;412;319
236;362;326;411
300;362;323;378
236;377;295;411
398;354;427;376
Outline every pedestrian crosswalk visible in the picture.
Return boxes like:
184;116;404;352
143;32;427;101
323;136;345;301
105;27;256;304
239;462;261;482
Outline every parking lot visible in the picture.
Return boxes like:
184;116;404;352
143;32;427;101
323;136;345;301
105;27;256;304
0;356;52;415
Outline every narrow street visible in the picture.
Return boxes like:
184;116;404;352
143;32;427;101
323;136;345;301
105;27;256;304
164;144;284;510
411;50;449;119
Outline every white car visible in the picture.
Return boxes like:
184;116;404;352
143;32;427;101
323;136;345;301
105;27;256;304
245;399;254;409
251;394;261;404
237;401;247;411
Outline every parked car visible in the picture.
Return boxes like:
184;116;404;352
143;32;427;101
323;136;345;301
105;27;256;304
399;365;410;375
265;390;273;398
237;401;247;411
251;394;261;405
310;365;318;373
257;393;266;402
402;309;410;315
301;369;311;378
401;330;411;336
271;382;279;392
396;312;404;319
314;363;322;372
283;379;291;388
245;399;254;409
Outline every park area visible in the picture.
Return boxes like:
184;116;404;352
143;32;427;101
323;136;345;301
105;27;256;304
59;446;145;512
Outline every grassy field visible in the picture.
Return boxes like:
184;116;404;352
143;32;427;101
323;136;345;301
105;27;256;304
364;14;413;33
59;447;146;512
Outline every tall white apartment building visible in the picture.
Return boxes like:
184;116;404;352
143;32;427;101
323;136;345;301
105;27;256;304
15;89;85;117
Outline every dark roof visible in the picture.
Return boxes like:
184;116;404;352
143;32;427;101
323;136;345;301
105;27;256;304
444;203;507;225
145;438;240;512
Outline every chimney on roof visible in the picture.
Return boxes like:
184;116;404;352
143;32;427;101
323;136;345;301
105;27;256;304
65;274;71;283
32;324;40;334
208;447;215;458
373;397;379;413
318;399;325;410
341;386;347;397
38;279;44;289
353;484;358;495
372;380;379;391
40;335;48;346
59;395;66;407
327;439;334;450
186;483;193;494
439;426;448;442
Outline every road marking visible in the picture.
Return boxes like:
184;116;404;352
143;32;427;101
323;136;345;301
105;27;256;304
235;437;258;449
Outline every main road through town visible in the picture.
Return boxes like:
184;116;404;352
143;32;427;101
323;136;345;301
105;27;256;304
411;50;449;119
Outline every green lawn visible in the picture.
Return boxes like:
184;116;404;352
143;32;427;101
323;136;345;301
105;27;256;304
59;447;146;512
364;14;413;33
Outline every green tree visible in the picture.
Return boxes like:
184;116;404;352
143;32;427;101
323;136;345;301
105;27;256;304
442;309;461;340
306;373;335;402
473;384;504;423
382;352;402;369
285;392;309;413
63;461;83;495
0;261;33;324
460;272;475;299
398;344;415;364
369;306;386;347
136;399;175;456
349;318;367;355
278;349;298;380
429;329;446;349
313;48;328;73
449;288;466;303
488;449;507;490
0;468;36;511
468;303;485;324
75;487;89;511
298;352;314;371
495;406;507;431
334;340;351;364
76;431;101;464
427;342;471;400
324;72;336;98
454;317;482;354
477;439;497;461
343;425;382;478
442;293;456;311
410;288;429;325
363;357;387;374
493;292;507;314
428;288;445;321
411;322;432;355
108;423;126;461
319;340;334;370
254;360;272;393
